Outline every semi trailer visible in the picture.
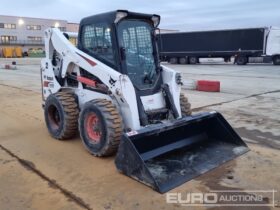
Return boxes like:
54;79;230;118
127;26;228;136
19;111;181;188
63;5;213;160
158;27;280;65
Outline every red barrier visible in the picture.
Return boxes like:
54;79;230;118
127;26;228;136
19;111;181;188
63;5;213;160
197;80;220;92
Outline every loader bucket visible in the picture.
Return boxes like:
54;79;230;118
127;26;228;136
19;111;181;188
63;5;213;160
115;111;249;193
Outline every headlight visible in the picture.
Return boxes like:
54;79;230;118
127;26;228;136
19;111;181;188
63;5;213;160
115;11;128;23
151;15;160;27
175;73;183;85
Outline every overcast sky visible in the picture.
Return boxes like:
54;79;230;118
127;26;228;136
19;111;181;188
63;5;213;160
0;0;279;31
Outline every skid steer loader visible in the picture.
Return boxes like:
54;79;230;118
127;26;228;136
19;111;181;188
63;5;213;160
41;10;249;193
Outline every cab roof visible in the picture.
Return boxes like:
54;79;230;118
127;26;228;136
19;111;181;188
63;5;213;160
80;10;160;26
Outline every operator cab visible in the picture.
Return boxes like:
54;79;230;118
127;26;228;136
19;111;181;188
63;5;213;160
78;10;161;93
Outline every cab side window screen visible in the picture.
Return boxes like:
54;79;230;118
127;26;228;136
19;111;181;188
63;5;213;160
82;23;115;65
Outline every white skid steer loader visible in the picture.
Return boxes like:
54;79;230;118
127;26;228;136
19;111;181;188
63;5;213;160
41;10;249;193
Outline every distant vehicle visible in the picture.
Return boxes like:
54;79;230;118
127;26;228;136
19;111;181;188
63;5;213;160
158;27;280;65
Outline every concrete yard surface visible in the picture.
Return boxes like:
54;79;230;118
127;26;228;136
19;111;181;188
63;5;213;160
0;58;280;209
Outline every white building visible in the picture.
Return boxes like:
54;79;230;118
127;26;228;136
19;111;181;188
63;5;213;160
0;15;79;54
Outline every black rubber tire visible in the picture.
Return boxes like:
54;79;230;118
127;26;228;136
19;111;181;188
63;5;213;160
179;57;187;64
44;92;79;140
224;57;231;63
169;57;178;64
235;56;248;65
272;55;280;65
79;99;123;157
180;93;192;116
189;56;197;64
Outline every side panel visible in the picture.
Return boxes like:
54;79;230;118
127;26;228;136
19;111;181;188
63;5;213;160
41;58;61;100
161;65;182;117
266;29;280;56
75;89;112;106
119;75;141;130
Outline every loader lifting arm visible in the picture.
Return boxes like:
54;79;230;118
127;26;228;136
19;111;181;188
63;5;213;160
42;27;141;130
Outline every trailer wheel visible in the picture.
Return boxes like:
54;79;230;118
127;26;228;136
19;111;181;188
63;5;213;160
272;55;280;65
224;57;231;63
169;57;178;64
180;93;192;116
179;57;187;64
189;56;198;64
235;56;248;65
79;99;123;157
44;92;79;140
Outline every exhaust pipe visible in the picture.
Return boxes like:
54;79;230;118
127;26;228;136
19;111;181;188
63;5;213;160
115;112;249;193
